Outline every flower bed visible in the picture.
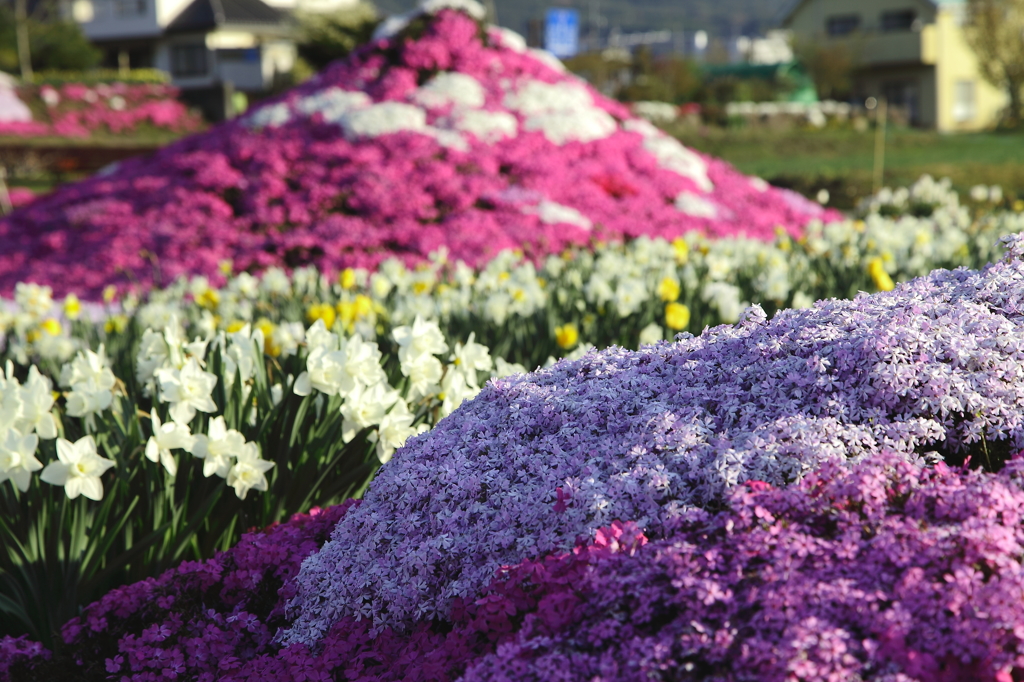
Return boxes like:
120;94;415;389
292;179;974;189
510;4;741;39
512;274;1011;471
0;81;203;139
4;234;1024;680
0;2;835;299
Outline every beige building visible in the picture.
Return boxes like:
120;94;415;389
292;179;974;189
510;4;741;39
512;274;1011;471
781;0;1008;130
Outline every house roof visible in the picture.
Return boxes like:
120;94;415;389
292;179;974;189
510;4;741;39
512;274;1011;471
776;0;964;27
164;0;286;34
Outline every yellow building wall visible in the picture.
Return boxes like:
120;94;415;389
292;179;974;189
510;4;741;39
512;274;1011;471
925;8;1008;131
786;0;1009;131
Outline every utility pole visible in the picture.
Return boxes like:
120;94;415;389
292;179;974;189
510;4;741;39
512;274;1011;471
15;0;33;81
872;97;887;193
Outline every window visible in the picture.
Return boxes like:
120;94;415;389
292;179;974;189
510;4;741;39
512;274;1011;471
113;0;146;16
826;14;860;36
171;44;208;77
880;10;916;32
218;48;260;63
953;80;976;123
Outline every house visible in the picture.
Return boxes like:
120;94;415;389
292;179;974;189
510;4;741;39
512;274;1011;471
67;0;355;111
779;0;1008;130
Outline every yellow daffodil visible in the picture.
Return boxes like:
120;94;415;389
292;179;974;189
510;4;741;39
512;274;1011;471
102;285;117;303
63;294;81;320
218;259;233;276
657;276;680;302
195;288;220;310
104;315;128;334
306;302;336;329
554;323;579;350
40;318;62;336
226;320;247;333
339;268;357;290
671;237;689;264
254;318;280;356
665;302;691;331
867;257;895;291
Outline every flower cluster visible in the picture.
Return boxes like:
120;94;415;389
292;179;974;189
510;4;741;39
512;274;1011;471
282;232;1024;644
0;503;351;682
0;81;203;139
13;453;1024;681
0;1;834;298
4;177;1021;374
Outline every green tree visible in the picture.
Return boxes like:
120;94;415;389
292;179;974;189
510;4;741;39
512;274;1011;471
0;3;101;76
964;0;1024;127
296;2;379;72
792;38;855;101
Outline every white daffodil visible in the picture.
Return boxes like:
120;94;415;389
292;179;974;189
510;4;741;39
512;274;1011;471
294;347;347;397
222;324;264;389
40;435;115;501
189;416;245;478
371;401;423;464
392;316;448;365
340;382;399;443
492;357;527;378
16;366;57;439
59;346;116;394
14;282;53;318
0;430;42;492
145;412;193;476
439;369;479;419
305;319;339;353
136;328;170;392
65;387;113;431
451;333;492;387
226;442;274;500
401;353;444;402
155;357;218;425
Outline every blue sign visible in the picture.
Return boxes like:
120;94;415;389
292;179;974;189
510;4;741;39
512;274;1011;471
545;8;580;58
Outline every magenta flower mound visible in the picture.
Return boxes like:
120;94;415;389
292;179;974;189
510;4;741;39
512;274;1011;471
282;234;1024;646
0;2;835;298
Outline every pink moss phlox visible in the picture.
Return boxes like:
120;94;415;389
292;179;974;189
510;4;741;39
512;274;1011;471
0;82;202;139
0;9;836;298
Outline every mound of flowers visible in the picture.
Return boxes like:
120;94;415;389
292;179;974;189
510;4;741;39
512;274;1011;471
9;456;1024;680
0;0;835;298
5;237;1024;679
0;80;202;139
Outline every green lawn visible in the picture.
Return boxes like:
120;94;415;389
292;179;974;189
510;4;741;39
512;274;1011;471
670;124;1024;209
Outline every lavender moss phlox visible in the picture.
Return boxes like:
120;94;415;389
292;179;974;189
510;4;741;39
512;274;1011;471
283;235;1024;644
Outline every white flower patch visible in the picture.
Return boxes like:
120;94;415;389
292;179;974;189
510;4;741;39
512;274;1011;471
295;87;371;123
524;200;592;231
503;80;592;116
412;72;486;109
487;26;527;52
750;177;770;192
528;48;567;73
621;118;662;138
341;102;428;139
642;135;713;192
504;79;616;145
675;191;718;218
522;109;617;145
373;0;486;41
372;13;414;41
449;109;517;143
426;128;469;151
244;102;292;129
